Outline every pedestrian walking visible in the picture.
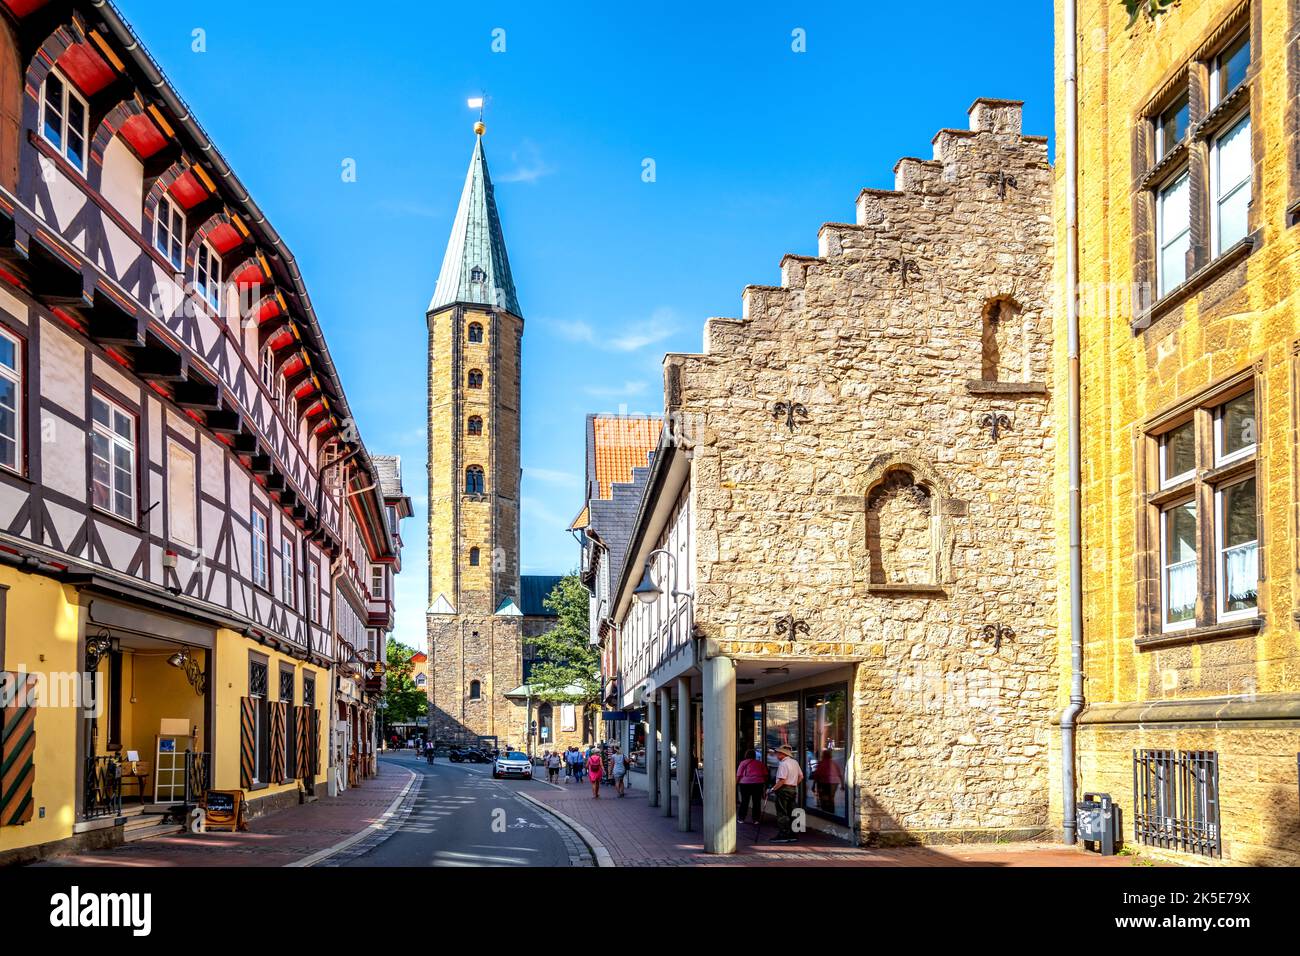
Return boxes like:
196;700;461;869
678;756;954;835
736;748;767;825
609;745;628;797
768;744;803;843
587;747;604;798
546;750;561;784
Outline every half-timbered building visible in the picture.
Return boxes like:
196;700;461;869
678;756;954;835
0;0;397;861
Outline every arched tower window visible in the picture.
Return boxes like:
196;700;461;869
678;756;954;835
469;680;481;700
465;465;485;495
469;547;480;566
981;296;1026;383
467;369;483;389
467;416;483;436
468;322;484;343
866;469;936;586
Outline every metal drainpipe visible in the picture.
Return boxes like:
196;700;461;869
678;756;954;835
1060;0;1086;846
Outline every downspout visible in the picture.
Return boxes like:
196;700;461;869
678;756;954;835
1060;0;1085;845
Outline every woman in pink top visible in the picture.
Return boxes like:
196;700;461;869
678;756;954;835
736;749;768;825
587;749;604;798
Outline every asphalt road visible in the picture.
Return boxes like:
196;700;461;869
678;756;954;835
339;754;579;867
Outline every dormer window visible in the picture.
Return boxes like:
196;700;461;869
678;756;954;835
40;70;88;173
470;266;486;284
155;196;186;270
195;240;222;312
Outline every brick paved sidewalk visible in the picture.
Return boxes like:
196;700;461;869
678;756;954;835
526;778;1149;867
36;762;417;868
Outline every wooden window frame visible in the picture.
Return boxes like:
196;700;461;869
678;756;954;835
1134;4;1258;328
1138;370;1262;645
39;68;89;174
90;391;138;523
195;239;222;313
154;194;186;271
0;325;23;475
280;531;296;610
251;507;270;591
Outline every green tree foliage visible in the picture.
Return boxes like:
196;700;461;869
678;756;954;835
383;636;428;725
527;574;599;705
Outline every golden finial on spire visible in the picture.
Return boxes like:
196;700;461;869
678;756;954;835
468;96;486;136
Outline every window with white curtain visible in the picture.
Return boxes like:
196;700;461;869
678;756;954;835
1161;500;1198;631
1149;386;1258;635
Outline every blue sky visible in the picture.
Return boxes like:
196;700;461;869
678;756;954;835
116;0;1055;648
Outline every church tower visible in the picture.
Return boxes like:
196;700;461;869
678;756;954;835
426;123;526;747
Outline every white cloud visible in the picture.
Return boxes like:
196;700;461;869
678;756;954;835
547;306;677;353
583;380;648;398
496;140;555;184
525;467;580;488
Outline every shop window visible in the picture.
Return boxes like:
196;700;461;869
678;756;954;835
866;469;934;586
805;688;848;821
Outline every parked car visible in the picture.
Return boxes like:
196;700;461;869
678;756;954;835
448;747;491;764
493;750;534;779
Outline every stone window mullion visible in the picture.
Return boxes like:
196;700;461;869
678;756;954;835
1186;67;1211;274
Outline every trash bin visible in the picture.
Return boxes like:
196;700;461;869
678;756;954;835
1076;791;1121;856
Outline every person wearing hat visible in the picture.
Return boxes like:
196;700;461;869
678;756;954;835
769;744;804;843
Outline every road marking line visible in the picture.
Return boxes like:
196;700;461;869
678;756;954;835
286;766;419;868
514;790;616;868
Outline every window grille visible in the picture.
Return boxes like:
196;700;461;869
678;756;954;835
1133;749;1220;858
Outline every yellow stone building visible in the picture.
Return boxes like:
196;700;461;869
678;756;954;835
1057;0;1300;864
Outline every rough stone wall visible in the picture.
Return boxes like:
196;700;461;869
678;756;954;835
673;99;1056;841
426;305;526;747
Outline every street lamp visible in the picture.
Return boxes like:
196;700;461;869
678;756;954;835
635;548;693;608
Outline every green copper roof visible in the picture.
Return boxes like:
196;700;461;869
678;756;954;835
428;135;522;317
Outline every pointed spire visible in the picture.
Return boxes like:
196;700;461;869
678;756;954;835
428;132;522;317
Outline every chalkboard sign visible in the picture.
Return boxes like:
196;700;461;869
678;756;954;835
203;789;246;832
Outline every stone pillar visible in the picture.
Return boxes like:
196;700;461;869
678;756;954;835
676;675;692;832
646;692;658;807
658;687;672;818
702;654;736;854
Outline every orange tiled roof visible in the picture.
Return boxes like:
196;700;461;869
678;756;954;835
592;415;661;499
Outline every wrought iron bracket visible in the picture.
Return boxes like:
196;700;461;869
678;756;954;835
774;613;810;640
986;170;1018;200
980;412;1012;441
772;400;809;433
885;255;921;288
980;623;1014;650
